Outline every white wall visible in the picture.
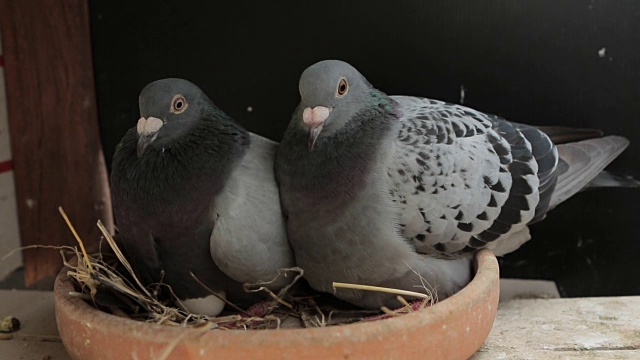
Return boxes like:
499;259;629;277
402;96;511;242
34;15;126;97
0;32;23;280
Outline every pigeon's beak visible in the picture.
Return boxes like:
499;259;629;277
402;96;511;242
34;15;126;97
136;117;164;157
303;106;330;151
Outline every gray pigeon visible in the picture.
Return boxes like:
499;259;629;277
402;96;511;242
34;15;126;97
111;78;294;316
275;60;630;309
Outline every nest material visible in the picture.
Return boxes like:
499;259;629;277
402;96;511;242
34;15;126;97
56;207;434;330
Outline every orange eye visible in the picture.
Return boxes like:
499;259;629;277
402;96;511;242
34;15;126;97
170;94;188;114
337;78;348;97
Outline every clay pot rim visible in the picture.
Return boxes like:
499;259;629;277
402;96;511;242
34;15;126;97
54;249;498;346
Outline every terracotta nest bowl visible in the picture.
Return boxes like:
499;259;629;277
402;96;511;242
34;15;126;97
54;250;499;360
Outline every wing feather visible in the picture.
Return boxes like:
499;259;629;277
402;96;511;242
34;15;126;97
388;96;556;257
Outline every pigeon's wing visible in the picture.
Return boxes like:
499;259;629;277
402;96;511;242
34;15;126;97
388;96;558;257
210;133;293;288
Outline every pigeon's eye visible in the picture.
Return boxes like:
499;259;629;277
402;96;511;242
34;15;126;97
170;94;188;114
337;78;348;97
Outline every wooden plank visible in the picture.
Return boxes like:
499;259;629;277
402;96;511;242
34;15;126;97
0;0;113;286
473;296;640;359
0;290;70;360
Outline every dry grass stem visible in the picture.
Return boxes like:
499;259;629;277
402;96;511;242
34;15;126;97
406;262;438;305
244;267;305;310
96;220;153;299
332;282;431;300
381;306;396;316
1;244;75;261
59;207;94;273
397;296;411;307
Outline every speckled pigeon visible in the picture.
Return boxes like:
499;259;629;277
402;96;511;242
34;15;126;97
110;78;294;316
275;60;630;309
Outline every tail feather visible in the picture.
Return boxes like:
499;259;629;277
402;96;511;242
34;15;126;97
550;136;629;209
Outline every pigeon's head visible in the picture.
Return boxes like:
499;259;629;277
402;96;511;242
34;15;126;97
297;60;374;150
136;78;210;157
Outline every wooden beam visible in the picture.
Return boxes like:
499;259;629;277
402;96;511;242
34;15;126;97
0;0;113;286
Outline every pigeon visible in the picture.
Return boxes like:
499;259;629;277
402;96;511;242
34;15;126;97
110;78;294;316
274;60;630;309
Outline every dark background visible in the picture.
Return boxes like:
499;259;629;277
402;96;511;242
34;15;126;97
88;1;640;297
